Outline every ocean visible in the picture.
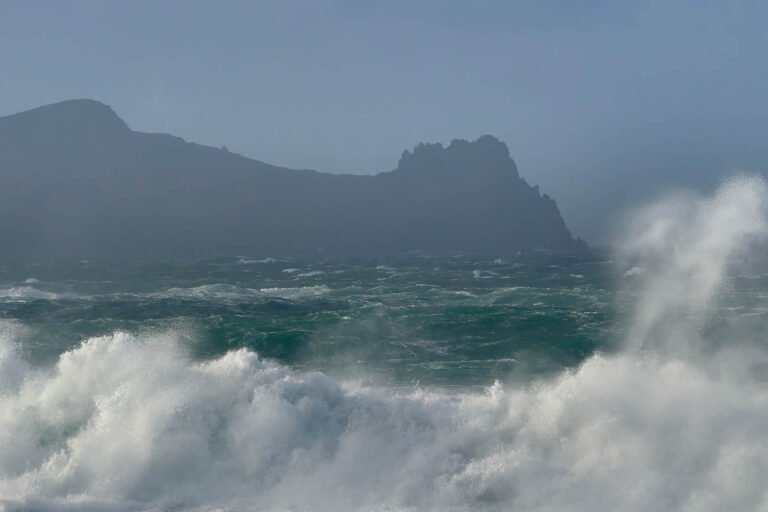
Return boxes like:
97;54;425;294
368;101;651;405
3;177;768;511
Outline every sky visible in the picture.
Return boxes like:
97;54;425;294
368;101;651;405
2;0;768;241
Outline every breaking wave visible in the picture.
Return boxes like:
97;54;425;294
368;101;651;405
152;284;331;302
0;287;76;302
2;177;768;511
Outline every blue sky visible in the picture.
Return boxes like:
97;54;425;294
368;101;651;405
2;1;767;240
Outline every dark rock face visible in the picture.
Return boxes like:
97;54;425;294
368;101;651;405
0;99;586;259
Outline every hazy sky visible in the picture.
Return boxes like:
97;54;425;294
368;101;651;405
2;0;767;240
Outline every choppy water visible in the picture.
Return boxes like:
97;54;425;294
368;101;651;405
4;177;768;511
0;255;617;387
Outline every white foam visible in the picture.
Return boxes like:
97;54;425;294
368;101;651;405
3;331;768;511
3;177;768;511
296;270;325;277
153;284;330;301
0;287;74;301
154;283;256;300
236;257;277;264
257;285;330;300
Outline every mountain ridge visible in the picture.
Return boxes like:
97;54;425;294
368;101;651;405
0;99;586;258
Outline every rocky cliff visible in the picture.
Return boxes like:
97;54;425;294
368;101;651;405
0;99;586;258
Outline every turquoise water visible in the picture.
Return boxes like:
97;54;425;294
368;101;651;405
0;255;616;385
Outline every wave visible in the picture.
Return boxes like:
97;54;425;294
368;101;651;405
0;286;78;301
2;177;768;511
296;270;325;277
0;284;332;304
3;330;768;511
152;284;330;301
256;285;330;300
236;257;280;264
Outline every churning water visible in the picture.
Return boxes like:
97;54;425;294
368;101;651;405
3;177;768;511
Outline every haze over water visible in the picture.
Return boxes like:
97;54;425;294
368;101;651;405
4;1;768;509
2;178;768;510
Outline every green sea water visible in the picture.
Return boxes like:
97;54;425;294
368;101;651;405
0;255;623;386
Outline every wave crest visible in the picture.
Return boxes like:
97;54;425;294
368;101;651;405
2;329;768;511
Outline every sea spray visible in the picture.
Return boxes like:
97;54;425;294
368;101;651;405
620;175;768;354
2;178;768;511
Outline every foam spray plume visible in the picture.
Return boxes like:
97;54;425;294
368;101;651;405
2;177;768;511
620;176;768;354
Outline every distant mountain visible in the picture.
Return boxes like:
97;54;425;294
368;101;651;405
0;99;586;258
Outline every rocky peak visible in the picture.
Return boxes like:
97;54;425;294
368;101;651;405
396;135;519;178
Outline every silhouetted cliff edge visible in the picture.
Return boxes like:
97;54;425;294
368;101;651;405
0;99;586;258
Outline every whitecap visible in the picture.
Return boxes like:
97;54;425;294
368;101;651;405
152;284;330;302
0;287;74;301
237;256;277;264
3;330;768;511
257;285;330;300
296;270;325;277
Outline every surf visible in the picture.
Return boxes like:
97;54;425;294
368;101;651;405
2;177;768;511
